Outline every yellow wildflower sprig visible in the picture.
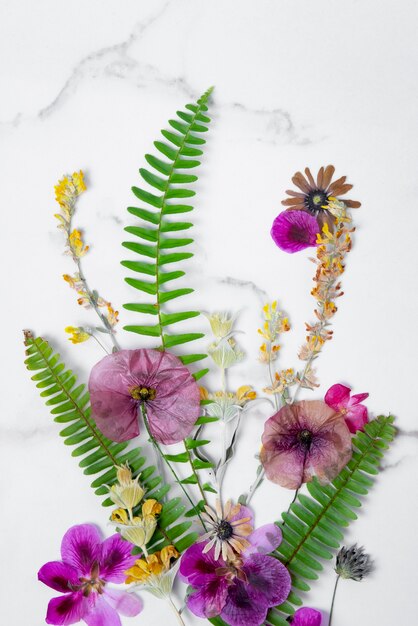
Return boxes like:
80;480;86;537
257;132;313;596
258;300;292;405
295;206;354;396
54;171;120;351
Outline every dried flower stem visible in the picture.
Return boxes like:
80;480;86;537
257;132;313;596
167;596;186;626
141;406;207;531
328;574;340;626
184;441;209;508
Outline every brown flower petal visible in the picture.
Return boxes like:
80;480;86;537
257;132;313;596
345;199;361;208
316;166;324;188
322;165;336;189
328;183;353;196
304;167;316;188
281;197;302;206
292;172;311;193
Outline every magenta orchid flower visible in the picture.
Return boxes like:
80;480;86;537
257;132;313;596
88;349;201;444
38;524;142;626
325;383;369;433
180;523;291;626
260;400;352;489
292;607;322;625
271;210;319;253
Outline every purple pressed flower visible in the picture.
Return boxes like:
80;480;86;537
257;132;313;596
88;349;200;444
292;607;322;625
325;383;369;433
271;210;319;253
38;524;142;625
180;523;291;626
260;400;352;489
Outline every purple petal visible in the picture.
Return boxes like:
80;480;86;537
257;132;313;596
324;384;351;411
103;589;143;617
245;524;283;556
187;577;230;618
220;580;268;626
345;404;368;433
83;597;121;626
38;561;79;593
243;553;291;607
271;210;319;253
61;525;101;577
292;607;322;625
99;534;136;583
45;592;89;625
229;503;254;527
180;542;225;585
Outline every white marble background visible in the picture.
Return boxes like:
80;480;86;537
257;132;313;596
1;0;418;624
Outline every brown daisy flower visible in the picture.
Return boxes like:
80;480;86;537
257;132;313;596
282;165;361;229
199;499;253;560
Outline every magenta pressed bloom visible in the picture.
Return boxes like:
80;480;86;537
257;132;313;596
271;210;320;253
325;383;369;433
292;607;322;625
180;523;290;626
38;524;142;626
88;349;201;444
260;400;352;489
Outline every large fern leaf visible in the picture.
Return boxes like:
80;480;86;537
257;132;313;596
121;87;213;380
208;415;395;625
24;332;197;553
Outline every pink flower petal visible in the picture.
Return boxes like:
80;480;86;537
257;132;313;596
99;534;137;583
348;392;369;406
292;606;322;625
271;210;319;253
45;592;90;625
60;525;101;577
89;349;200;445
245;523;283;556
83;597;121;626
324;384;351;410
38;561;79;593
345;404;368;433
103;589;143;617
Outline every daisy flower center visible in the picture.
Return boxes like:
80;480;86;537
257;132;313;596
216;520;234;540
305;190;329;215
130;386;157;401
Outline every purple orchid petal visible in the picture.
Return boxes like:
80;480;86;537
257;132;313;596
292;606;322;625
187;577;230;618
324;384;351;411
45;592;90;625
245;524;283;556
38;561;79;593
103;589;143;617
344;404;368;433
89;349;200;445
271;210;319;253
180;542;225;585
220;579;268;626
99;534;136;583
243;553;291;607
83;597;121;626
60;525;101;577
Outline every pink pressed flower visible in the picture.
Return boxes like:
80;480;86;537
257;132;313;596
88;349;200;444
292;607;322;625
325;383;369;433
180;523;291;626
260;401;352;489
38;524;142;626
271;210;319;253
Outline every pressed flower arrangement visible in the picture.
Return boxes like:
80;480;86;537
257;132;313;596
24;88;396;626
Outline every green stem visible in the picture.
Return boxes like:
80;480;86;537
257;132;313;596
184;441;209;507
141;405;207;530
328;575;340;626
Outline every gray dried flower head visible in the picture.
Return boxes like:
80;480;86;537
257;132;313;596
335;544;373;581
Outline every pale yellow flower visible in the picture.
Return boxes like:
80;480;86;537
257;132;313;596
108;464;145;510
65;326;90;344
204;311;236;339
68;229;89;258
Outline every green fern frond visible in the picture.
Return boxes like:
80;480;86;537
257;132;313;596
208;415;395;626
23;332;197;553
121;87;213;380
